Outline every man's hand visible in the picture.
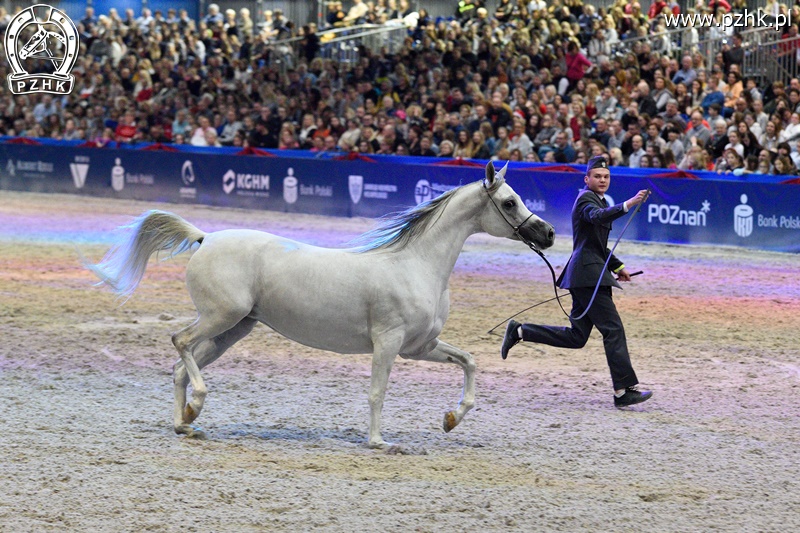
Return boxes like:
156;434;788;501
626;189;651;208
616;268;632;282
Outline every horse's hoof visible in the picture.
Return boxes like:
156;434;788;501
184;404;198;424
174;424;206;439
186;428;207;440
367;439;389;449
443;411;458;433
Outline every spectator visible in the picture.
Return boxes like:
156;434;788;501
439;139;455;157
628;134;646;167
218;110;243;146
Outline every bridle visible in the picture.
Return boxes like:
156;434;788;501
482;178;572;321
484;180;649;336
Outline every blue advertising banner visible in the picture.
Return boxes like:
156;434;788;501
0;142;798;252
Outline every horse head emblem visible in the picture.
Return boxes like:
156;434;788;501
5;5;79;95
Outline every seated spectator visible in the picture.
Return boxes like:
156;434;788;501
190;116;214;146
551;131;576;162
714;148;742;173
628;134;646;167
218;110;242;146
774;154;796;175
438;139;455;158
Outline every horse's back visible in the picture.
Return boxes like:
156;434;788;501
184;229;379;353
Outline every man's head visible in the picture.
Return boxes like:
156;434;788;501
584;155;611;194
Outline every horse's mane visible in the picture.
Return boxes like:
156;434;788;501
350;177;502;253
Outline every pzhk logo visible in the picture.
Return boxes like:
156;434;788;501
5;5;79;95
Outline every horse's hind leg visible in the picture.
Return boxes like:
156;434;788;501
171;315;254;436
400;339;476;433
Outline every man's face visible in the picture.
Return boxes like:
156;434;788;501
585;168;611;195
632;135;643;150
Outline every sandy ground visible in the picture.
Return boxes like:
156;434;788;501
0;190;799;532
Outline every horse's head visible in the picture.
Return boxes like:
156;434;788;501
19;26;48;60
480;161;555;250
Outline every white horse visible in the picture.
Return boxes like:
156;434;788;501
87;161;555;448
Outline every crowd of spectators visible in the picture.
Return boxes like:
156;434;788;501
2;0;800;177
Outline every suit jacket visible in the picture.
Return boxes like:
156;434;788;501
557;188;626;290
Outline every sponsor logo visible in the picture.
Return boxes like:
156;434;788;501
181;160;195;186
349;175;363;204
734;194;753;237
111;158;124;191
755;214;800;229
414;179;454;204
180;160;196;199
349;175;398;204
647;200;710;227
733;193;800;236
111;158;154;192
222;168;270;197
5;5;79;95
69;155;89;188
363;183;397;200
524;199;546;212
222;169;236;194
281;167;334;204
6;157;54;179
283;169;298;205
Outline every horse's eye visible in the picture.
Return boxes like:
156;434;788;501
503;199;516;209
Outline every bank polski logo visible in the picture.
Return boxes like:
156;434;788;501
349;175;363;204
111;158;124;191
6;159;16;176
181;160;195;186
734;194;754;238
283;168;298;204
5;5;79;95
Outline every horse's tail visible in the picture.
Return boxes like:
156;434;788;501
85;210;206;299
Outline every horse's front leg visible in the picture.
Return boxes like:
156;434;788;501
401;339;476;433
367;335;402;449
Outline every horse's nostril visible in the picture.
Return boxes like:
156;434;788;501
548;228;555;241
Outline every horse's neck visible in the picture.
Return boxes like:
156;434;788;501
405;184;484;274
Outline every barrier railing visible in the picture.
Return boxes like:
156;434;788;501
267;23;408;72
0;138;797;252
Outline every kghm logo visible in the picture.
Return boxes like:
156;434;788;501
5;5;79;95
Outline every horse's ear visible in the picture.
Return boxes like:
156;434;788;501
498;160;509;180
485;161;496;185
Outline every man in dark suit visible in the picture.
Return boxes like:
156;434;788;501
500;156;653;407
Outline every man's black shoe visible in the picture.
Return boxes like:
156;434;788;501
614;387;653;407
501;319;521;360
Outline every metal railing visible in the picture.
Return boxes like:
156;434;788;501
609;23;795;83
267;23;409;72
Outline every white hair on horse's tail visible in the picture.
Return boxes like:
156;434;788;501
85;210;206;299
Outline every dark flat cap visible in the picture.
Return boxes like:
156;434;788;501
586;155;609;173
